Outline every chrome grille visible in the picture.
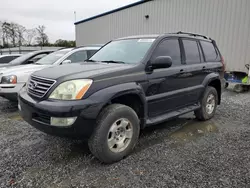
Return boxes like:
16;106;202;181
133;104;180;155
27;75;56;98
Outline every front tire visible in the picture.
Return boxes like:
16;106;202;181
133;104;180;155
88;104;140;163
195;86;218;121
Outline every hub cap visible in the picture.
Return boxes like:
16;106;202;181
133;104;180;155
206;94;215;114
107;118;133;153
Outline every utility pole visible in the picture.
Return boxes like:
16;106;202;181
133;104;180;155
74;11;77;22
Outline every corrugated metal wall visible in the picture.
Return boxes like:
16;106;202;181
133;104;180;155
76;0;250;72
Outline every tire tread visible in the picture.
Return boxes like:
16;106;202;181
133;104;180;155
88;104;139;163
195;86;218;121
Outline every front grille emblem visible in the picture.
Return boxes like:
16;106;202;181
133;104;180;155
30;81;38;89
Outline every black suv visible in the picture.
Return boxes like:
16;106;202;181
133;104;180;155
19;32;224;163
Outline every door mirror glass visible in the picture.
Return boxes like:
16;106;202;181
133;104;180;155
62;60;72;64
151;56;172;69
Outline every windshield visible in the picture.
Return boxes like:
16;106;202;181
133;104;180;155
9;52;35;65
89;38;155;64
35;49;71;65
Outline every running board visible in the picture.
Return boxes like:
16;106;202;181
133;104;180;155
146;104;201;126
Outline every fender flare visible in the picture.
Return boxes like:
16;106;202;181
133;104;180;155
201;73;222;103
202;73;221;87
83;82;147;122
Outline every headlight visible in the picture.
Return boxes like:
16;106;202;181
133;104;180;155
1;75;17;84
49;79;93;100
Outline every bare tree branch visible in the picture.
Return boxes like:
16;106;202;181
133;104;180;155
4;22;19;47
36;25;49;46
2;22;11;47
16;24;26;46
25;29;37;46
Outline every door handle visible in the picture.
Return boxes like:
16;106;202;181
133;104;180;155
180;69;184;72
202;66;206;70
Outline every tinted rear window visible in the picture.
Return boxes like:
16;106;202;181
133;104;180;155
183;40;200;64
200;41;220;62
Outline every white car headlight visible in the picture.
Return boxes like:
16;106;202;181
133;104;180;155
49;79;93;100
1;75;17;84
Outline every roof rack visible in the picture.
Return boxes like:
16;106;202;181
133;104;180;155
172;31;211;40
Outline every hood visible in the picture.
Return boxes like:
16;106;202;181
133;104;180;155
0;64;51;76
0;64;53;83
33;62;134;80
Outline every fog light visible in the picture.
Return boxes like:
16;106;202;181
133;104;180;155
51;117;77;126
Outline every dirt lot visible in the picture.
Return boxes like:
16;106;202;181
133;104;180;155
0;90;250;188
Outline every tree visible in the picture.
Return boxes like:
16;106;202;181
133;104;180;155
16;24;26;46
36;25;49;46
55;39;76;47
26;29;37;45
1;22;11;47
4;22;19;47
0;22;27;47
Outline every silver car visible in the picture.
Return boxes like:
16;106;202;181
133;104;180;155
0;46;101;101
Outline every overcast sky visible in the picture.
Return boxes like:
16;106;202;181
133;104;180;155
0;0;137;42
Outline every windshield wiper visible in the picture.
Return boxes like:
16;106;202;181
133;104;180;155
100;60;125;64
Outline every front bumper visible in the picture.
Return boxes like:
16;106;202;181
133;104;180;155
0;83;25;101
18;88;104;139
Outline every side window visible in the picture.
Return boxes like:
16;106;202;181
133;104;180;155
152;39;181;65
66;50;87;63
87;50;98;59
183;40;200;64
200;41;220;62
28;53;48;64
0;56;18;64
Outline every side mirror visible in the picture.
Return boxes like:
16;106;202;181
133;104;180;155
62;60;72;64
151;56;172;69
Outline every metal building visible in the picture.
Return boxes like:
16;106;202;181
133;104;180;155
75;0;250;72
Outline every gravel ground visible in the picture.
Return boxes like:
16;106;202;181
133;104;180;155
0;90;250;188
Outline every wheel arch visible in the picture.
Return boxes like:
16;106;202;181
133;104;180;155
89;82;147;129
109;92;147;129
202;73;222;105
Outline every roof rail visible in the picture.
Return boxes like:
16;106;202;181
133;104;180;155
172;31;211;40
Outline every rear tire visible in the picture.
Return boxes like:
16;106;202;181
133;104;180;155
233;84;244;93
195;86;218;121
88;104;140;164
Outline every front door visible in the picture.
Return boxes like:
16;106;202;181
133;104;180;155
146;38;187;117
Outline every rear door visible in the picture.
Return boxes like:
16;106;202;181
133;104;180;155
179;38;205;105
200;40;223;76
